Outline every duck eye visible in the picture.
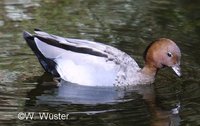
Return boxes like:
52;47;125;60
167;52;172;57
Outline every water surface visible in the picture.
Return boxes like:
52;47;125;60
0;0;200;126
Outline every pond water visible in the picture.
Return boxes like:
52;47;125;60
0;0;200;126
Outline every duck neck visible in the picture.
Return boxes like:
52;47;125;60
141;64;158;77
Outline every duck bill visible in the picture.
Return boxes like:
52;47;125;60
172;64;181;77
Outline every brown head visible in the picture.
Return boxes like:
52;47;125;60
142;38;181;77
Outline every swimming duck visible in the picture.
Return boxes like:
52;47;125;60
23;29;181;86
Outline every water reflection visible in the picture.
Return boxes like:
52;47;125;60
3;0;40;21
5;5;32;21
0;0;199;125
23;73;181;126
24;73;153;125
0;20;4;27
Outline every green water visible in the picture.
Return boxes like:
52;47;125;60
0;0;199;126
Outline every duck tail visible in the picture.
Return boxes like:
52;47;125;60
23;31;40;57
23;31;60;77
23;30;45;53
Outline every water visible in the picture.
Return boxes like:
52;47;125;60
0;0;200;125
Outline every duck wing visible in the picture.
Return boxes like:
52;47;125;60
23;30;139;86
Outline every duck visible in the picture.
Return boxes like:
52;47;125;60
23;29;181;87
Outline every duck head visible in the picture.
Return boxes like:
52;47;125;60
142;38;181;77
